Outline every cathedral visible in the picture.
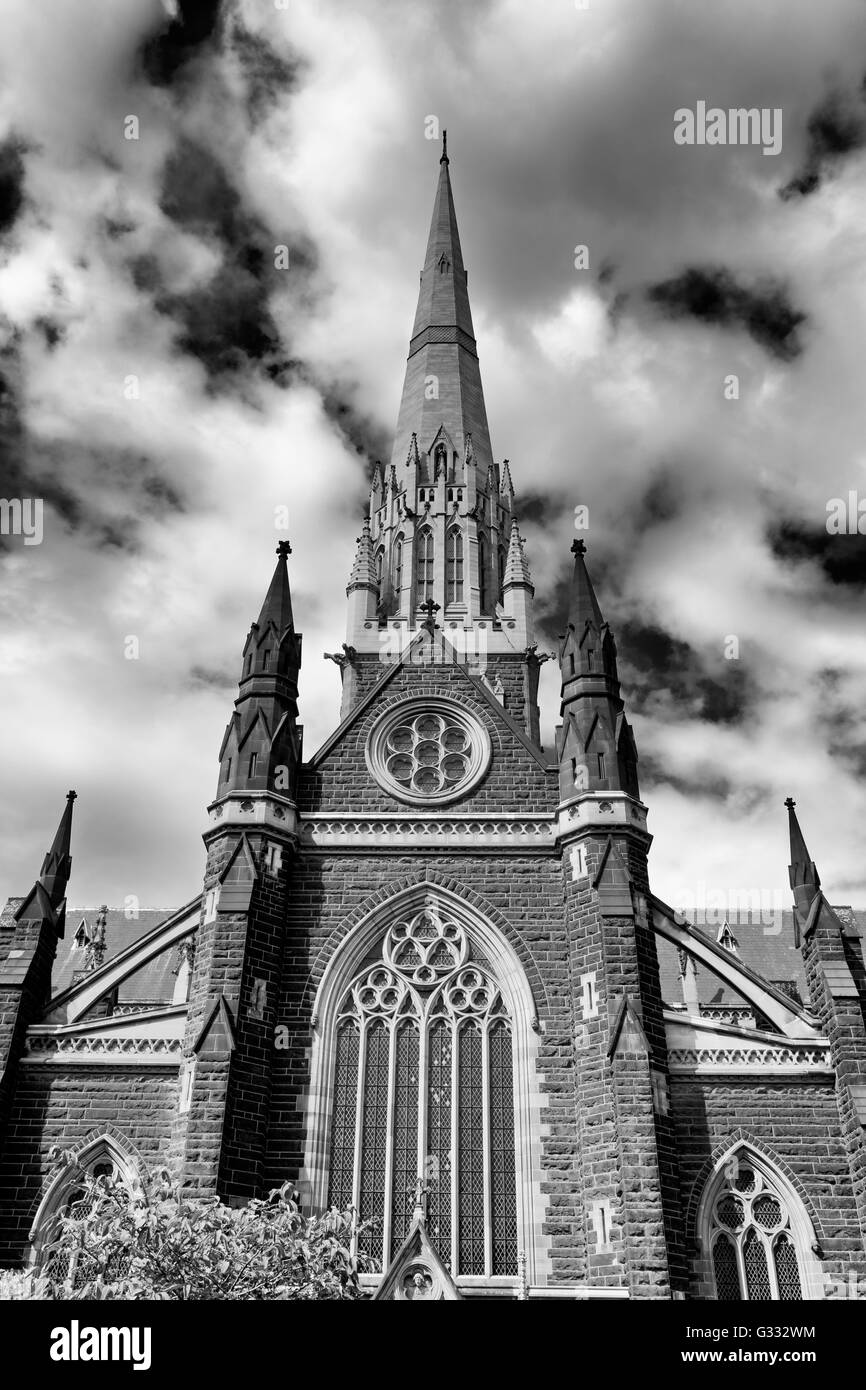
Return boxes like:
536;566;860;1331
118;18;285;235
1;141;865;1301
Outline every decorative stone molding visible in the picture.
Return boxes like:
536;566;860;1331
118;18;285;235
554;792;649;844
24;1035;181;1061
668;1045;831;1074
300;813;551;849
698;1005;756;1027
205;791;299;841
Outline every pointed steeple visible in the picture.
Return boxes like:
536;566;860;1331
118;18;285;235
217;544;303;799
38;790;76;911
14;790;76;937
566;538;605;634
410;134;475;348
255;540;294;639
555;541;639;804
502;520;532;590
785;797;821;922
390;140;494;479
347;516;378;591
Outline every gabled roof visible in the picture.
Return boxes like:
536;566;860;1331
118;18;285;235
308;629;552;774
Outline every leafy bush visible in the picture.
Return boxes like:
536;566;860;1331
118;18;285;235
33;1158;372;1300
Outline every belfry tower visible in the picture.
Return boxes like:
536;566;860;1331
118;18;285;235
338;136;543;742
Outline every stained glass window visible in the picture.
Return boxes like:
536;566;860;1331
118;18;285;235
707;1157;804;1300
326;909;519;1278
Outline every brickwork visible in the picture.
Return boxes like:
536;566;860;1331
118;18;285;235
301;666;552;815
670;1077;866;1297
0;1066;177;1264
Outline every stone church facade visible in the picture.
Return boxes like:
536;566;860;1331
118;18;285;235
1;144;865;1300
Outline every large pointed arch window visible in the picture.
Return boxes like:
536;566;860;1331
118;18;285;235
327;908;518;1278
30;1138;139;1284
702;1151;813;1300
446;528;464;605
415;527;434;607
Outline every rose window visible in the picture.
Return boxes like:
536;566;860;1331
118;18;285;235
366;700;490;805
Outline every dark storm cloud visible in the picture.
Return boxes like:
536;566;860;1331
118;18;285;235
635;471;682;528
779;83;866;200
646;267;806;362
513;490;560;527
0;338;24;497
152;137;317;382
141;473;185;515
188;663;236;691
0;137;26;237
304;374;392;466
768;519;866;588
33;317;65;350
618;621;754;726
636;753;735;802
141;0;223;87
813;669;866;778
230;19;303;122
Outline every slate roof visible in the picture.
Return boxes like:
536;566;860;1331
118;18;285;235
656;907;865;1012
54;907;184;1004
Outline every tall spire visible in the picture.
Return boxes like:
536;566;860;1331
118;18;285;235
14;789;76;936
555;542;639;804
785;797;821;919
38;790;76;911
255;540;294;638
566;538;605;634
502;519;532;590
217;544;303;798
390;141;494;477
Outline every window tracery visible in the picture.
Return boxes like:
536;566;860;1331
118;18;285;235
705;1154;808;1300
327;909;518;1278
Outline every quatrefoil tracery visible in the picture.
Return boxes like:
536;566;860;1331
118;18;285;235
340;913;508;1025
383;910;468;988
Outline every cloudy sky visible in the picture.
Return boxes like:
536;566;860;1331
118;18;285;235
1;0;866;915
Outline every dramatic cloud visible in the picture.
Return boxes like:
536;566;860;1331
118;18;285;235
780;81;866;199
1;0;866;919
0;137;25;236
646;267;806;361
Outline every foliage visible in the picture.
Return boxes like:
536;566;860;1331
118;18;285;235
33;1152;373;1300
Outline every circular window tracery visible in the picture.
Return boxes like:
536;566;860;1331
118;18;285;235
366;699;491;804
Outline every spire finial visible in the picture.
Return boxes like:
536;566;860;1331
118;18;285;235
572;538;586;556
66;790;77;803
441;129;448;164
276;540;292;558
